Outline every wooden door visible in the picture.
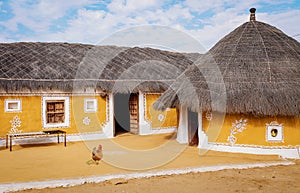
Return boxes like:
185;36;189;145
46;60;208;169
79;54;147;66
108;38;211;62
188;110;199;146
129;94;139;134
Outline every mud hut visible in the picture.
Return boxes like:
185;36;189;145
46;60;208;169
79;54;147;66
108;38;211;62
0;42;197;143
154;8;300;158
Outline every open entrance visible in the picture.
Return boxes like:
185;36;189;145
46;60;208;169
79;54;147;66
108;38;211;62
188;110;199;146
114;93;139;136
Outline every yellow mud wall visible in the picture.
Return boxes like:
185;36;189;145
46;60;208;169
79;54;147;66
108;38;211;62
202;113;300;147
0;95;107;137
0;96;41;137
71;95;107;134
145;94;178;129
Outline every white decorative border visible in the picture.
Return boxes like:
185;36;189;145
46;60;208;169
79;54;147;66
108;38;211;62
143;93;151;125
0;161;294;192
203;142;300;159
42;96;70;128
84;98;98;113
65;131;111;141
101;93;113;138
4;99;22;112
0;92;107;96
105;95;109;123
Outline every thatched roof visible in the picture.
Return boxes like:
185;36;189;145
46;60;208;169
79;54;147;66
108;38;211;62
154;14;300;116
0;42;198;94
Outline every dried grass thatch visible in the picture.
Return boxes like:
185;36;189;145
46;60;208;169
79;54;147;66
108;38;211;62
0;42;199;94
154;20;300;117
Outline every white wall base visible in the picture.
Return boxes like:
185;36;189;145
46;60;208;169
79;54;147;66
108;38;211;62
0;132;112;147
201;143;300;159
0;136;60;147
198;130;209;148
68;132;113;141
140;127;177;135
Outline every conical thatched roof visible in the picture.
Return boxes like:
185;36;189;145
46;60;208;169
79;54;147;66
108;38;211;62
154;11;300;116
0;42;198;94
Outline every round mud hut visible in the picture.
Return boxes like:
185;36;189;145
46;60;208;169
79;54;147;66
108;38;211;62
154;8;300;158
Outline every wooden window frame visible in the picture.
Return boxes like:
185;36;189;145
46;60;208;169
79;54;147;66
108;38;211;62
42;97;70;128
46;100;65;124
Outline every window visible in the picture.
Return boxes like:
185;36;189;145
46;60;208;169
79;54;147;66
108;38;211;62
266;121;283;142
5;99;22;112
42;97;70;128
84;98;98;113
46;101;65;123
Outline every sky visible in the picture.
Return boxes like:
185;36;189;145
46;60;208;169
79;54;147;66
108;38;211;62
0;0;299;52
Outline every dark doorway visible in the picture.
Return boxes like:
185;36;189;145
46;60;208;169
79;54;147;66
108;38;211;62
188;110;199;146
114;93;139;136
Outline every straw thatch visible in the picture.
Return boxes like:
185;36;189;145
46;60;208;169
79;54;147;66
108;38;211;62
0;42;199;94
154;20;300;116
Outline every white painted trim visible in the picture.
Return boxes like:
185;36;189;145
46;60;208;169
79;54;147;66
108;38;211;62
176;106;188;144
67;132;113;141
198;111;202;132
139;91;150;135
198;130;209;148
102;93;114;138
4;99;22;112
266;123;284;142
0;92;107;97
0;161;294;192
201;143;300;159
198;111;209;148
42;96;70;128
140;127;177;135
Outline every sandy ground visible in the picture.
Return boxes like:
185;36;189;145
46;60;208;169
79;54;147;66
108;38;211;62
0;133;298;192
17;160;300;193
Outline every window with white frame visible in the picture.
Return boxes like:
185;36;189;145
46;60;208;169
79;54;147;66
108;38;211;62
5;99;22;112
266;121;283;142
84;98;98;113
42;97;70;128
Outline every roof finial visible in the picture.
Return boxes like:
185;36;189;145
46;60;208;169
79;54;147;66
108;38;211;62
249;8;256;21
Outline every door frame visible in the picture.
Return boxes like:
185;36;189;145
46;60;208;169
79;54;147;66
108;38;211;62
188;109;199;146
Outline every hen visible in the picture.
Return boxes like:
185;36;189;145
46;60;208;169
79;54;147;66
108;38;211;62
87;144;103;165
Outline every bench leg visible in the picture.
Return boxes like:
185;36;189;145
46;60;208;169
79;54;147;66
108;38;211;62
10;136;12;151
6;135;8;149
64;133;66;147
57;134;60;144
